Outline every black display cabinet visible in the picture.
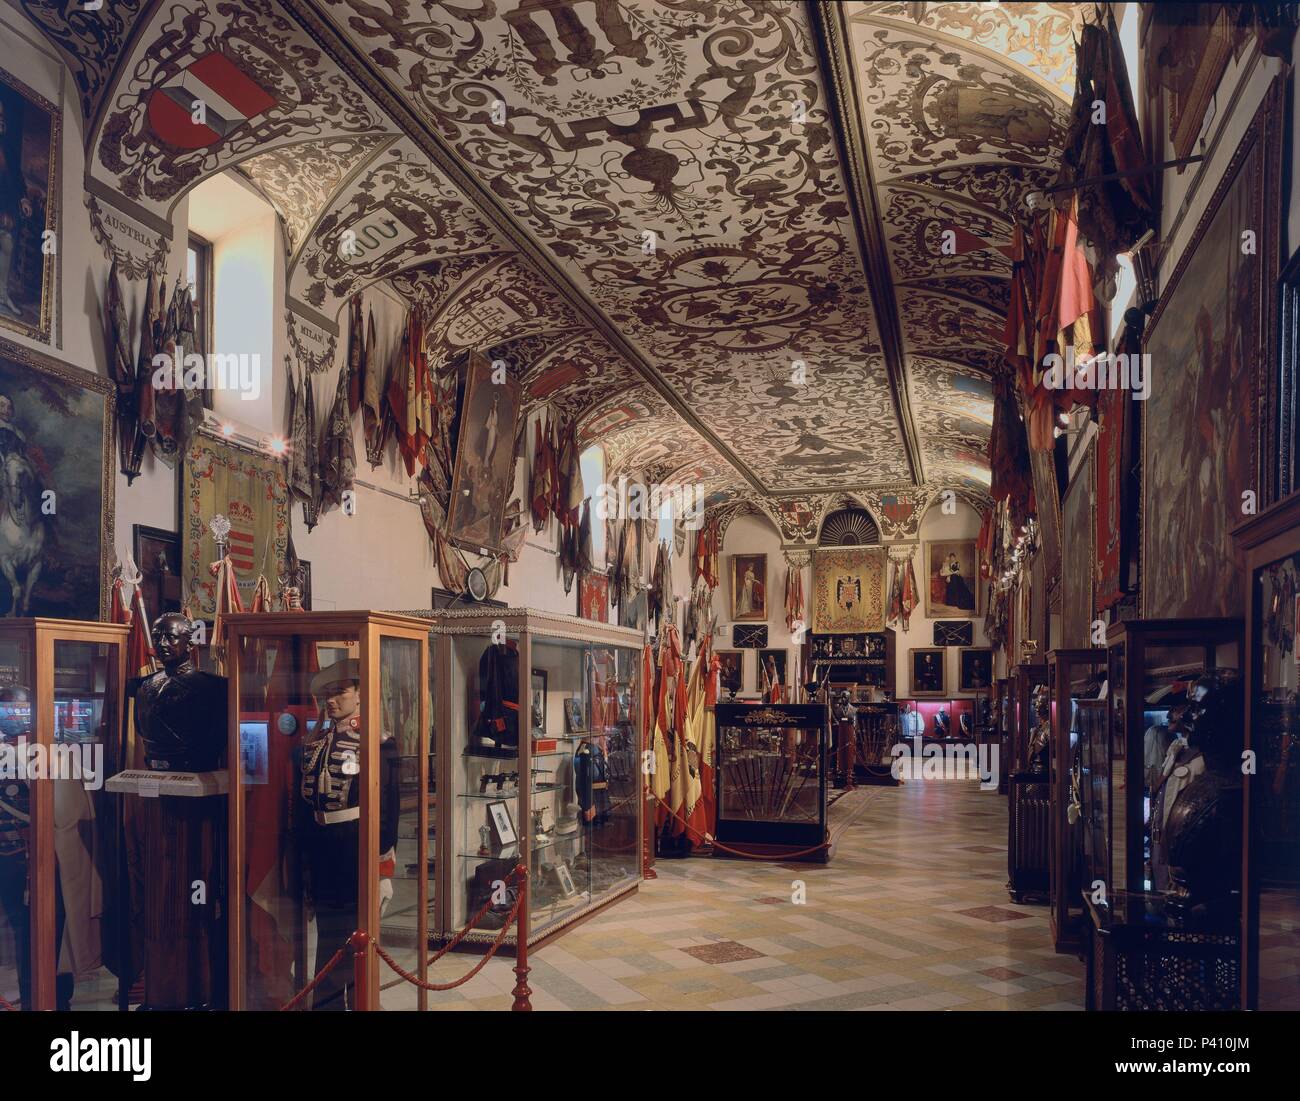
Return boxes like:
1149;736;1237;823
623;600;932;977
1007;663;1049;902
714;703;830;863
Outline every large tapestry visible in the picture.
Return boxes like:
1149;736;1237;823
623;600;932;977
812;547;887;634
0;338;112;618
182;431;289;615
1142;80;1282;619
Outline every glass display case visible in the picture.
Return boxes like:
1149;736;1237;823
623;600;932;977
1234;494;1300;1009
428;608;643;951
1102;618;1243;900
1046;648;1106;953
0;619;128;1012
714;703;829;862
1006;663;1048;902
853;701;899;786
224;611;430;1011
994;676;1012;794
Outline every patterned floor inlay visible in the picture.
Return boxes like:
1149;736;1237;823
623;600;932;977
682;941;767;965
392;781;1085;1011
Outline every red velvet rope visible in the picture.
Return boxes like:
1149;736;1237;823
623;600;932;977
279;867;529;1008
0;992;17;1012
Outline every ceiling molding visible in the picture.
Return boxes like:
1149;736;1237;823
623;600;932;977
283;0;770;497
809;0;925;487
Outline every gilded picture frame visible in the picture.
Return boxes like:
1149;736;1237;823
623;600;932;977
924;539;983;619
1141;77;1283;618
0;65;60;345
728;552;767;622
909;647;946;698
0;335;113;618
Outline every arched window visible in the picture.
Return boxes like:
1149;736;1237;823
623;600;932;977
579;444;607;567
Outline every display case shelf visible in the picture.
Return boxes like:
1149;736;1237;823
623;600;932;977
411;607;644;953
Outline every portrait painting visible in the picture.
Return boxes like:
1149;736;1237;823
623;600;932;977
715;650;743;697
0;339;112;618
0;67;58;344
958;648;993;693
1143;81;1282;618
910;648;946;697
448;351;523;554
729;553;766;621
812;547;887;634
758;648;787;688
925;540;982;619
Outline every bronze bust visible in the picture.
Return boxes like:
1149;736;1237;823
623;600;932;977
132;612;227;772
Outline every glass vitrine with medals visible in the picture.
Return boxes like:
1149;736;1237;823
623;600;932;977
425;608;643;952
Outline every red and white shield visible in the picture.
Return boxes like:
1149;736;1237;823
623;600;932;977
147;52;276;150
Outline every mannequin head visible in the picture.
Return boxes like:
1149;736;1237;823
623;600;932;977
312;658;362;725
324;681;360;722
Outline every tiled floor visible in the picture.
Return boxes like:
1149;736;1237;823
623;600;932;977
390;779;1085;1010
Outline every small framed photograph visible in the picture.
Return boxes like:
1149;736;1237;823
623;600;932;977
958;647;993;692
487;800;517;847
910;647;946;697
564;697;585;734
530;668;547;735
554;861;577;898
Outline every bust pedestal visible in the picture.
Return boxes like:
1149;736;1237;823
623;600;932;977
107;769;228;1009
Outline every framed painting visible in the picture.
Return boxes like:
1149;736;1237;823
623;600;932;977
958;647;993;693
133;524;182;617
715;649;744;697
909;647;946;697
0;66;59;344
1142;78;1283;619
182;428;289;616
577;571;609;622
447;351;523;555
1062;443;1095;648
728;552;766;621
0;337;112;618
811;547;887;634
924;540;982;619
758;648;787;686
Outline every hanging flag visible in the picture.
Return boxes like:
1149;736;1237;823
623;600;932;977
901;554;919;631
361;307;388;468
346;296;363;415
317;356;357;517
677;635;713;849
530;417;552;532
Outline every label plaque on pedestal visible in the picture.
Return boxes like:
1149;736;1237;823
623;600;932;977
107;769;229;797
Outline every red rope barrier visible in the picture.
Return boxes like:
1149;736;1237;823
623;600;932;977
280;866;531;1010
0;992;17;1011
651;793;831;859
278;943;351;1012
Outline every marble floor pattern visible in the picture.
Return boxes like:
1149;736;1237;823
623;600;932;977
386;780;1086;1011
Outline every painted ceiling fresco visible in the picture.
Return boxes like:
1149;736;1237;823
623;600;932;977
22;0;1083;515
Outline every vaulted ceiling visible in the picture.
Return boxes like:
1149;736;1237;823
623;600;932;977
23;0;1085;512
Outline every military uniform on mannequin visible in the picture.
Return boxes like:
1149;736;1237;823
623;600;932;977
574;739;610;826
0;686;32;1007
1026;687;1051;773
298;659;400;1011
831;690;856;789
473;640;519;755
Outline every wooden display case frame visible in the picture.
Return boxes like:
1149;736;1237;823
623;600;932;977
419;607;644;953
1103;617;1243;898
1232;492;1300;1009
1046;648;1106;954
0;619;129;1012
223;611;430;1011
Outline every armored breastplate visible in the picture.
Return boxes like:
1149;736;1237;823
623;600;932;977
134;665;228;772
301;722;362;822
